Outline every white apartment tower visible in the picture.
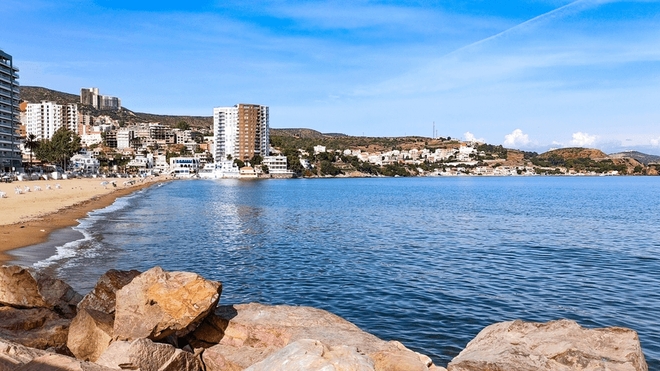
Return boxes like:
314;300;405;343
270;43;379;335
25;101;79;140
213;104;269;162
0;50;21;172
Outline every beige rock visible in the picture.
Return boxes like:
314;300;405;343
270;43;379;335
244;339;374;371
67;308;114;362
371;341;433;371
0;265;81;318
447;319;648;371
113;266;222;341
201;344;260;371
0;338;49;371
0;306;70;350
191;303;439;371
95;338;201;371
13;353;116;371
78;269;141;315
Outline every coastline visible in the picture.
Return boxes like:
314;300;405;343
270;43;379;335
0;178;163;263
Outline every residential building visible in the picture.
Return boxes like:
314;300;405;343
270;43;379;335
70;151;100;174
169;157;200;177
80;87;121;110
116;128;134;150
0;50;21;173
25;101;60;140
262;155;290;174
25;101;79;139
80;87;99;107
213;103;269;162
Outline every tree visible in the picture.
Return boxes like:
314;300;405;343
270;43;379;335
175;121;190;130
24;133;39;171
234;159;245;168
34;128;81;171
250;154;263;165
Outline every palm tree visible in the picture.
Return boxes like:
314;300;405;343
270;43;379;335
24;133;39;173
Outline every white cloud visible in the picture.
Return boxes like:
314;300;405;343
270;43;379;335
570;132;597;147
464;132;485;143
503;129;530;147
651;137;660;147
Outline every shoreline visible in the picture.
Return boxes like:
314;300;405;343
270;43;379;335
0;179;162;263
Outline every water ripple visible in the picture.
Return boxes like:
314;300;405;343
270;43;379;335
39;177;660;369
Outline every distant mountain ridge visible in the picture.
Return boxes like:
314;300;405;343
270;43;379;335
609;151;660;165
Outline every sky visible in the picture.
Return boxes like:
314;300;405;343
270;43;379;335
1;0;659;154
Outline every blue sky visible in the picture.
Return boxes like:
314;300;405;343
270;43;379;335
1;0;659;154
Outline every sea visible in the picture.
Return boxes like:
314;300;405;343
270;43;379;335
10;176;660;368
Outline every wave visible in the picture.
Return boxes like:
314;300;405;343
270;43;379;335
32;190;142;269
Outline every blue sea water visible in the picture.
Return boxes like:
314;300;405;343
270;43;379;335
24;177;660;368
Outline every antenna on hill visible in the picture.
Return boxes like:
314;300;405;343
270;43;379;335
433;121;435;139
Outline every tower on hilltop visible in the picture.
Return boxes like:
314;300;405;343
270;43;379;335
213;104;269;162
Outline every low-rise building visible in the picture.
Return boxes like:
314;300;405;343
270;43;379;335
262;155;291;174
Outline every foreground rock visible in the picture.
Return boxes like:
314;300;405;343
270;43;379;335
447;319;648;371
68;269;140;362
245;339;375;371
113;266;222;341
96;338;201;371
0;265;81;318
67;308;114;362
0;305;70;351
0;338;49;370
77;269;141;315
0;265;650;371
194;303;440;371
0;338;116;371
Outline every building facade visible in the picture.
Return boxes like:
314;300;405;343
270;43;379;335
213;104;269;162
25;101;79;140
80;87;121;110
0;50;22;173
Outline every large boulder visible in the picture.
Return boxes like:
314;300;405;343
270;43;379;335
0;265;81;318
192;303;440;371
371;341;441;371
0;339;49;371
66;308;114;362
244;339;375;371
447;319;648;371
67;269;141;362
77;269;141;315
0;306;70;350
113;266;222;341
95;338;201;371
13;353;117;371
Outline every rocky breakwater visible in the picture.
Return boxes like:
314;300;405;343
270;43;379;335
0;265;649;371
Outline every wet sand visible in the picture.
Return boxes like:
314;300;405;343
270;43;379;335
0;177;164;263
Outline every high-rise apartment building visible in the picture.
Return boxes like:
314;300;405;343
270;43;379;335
0;50;22;173
25;101;79;140
81;87;121;110
213;104;269;162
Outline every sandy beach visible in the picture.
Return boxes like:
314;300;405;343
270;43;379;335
0;177;164;262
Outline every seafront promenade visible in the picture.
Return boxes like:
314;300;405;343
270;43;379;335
0;177;163;262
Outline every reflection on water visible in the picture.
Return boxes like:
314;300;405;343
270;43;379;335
29;177;660;368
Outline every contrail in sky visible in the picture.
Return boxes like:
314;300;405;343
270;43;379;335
445;0;599;57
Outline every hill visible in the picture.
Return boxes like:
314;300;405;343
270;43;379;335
538;147;609;160
19;86;213;131
609;151;660;165
19;86;80;105
270;128;349;138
